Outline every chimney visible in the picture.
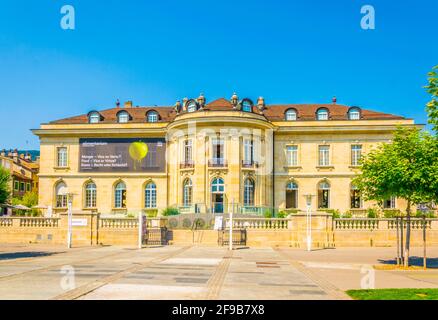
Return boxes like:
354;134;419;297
332;96;337;104
116;99;121;108
182;97;189;111
124;101;133;108
12;149;18;162
25;153;31;161
20;153;25;159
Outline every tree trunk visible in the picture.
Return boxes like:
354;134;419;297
404;200;412;267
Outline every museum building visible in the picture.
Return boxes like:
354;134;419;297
32;94;417;216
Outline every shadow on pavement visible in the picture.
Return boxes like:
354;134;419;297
0;251;63;261
378;256;438;268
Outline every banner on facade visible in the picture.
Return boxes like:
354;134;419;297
79;138;166;172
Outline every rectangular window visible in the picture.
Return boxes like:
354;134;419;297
26;183;31;192
350;189;362;209
183;139;193;164
243;139;254;163
56;195;67;208
318;145;330;166
57;147;68;167
19;182;25;192
351;145;362;166
14;181;19;191
286;145;298;166
383;197;396;209
211;138;225;165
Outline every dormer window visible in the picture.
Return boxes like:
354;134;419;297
241;100;253;112
348;107;361;120
147;111;159;123
187;100;198;113
88;112;100;124
285;109;297;121
117;111;130;123
316;108;329;121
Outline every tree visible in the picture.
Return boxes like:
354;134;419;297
425;65;438;132
0;167;11;204
354;127;438;266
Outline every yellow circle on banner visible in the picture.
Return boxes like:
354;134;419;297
129;141;148;161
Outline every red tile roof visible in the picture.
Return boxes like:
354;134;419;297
49;98;405;124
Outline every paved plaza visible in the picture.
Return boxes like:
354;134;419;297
0;244;438;300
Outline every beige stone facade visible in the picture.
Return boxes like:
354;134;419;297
32;96;418;216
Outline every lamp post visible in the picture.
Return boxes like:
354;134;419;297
67;193;74;249
229;199;234;251
303;194;316;252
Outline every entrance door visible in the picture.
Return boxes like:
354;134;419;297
286;190;297;209
213;194;224;213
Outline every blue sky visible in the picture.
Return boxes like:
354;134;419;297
0;0;436;149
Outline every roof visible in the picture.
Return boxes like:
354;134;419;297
48;98;406;124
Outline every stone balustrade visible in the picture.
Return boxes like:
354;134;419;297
334;218;437;230
0;218;13;227
0;217;59;228
99;218;138;229
230;218;289;230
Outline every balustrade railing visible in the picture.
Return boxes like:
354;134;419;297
230;218;289;230
19;218;59;228
0;218;13;227
334;218;379;230
99;218;138;229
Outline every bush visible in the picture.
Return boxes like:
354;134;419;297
162;207;179;216
277;211;287;219
320;209;341;218
342;211;353;218
383;209;401;218
263;208;273;218
144;209;158;218
367;208;378;218
416;211;436;218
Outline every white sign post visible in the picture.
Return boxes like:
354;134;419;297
229;199;234;251
304;194;315;252
138;212;143;249
67;195;73;249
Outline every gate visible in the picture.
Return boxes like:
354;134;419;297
144;227;168;245
218;229;247;246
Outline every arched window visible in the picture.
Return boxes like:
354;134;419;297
114;181;127;208
187;100;198;113
183;179;193;206
285;109;297;121
348;107;361;120
243;178;255;206
350;184;361;209
316;108;329;121
117;111;130;123
55;182;68;208
145;182;157;208
241;99;253;112
85;182;97;208
318;181;330;209
88;112;100;124
211;178;225;193
286;181;298;209
147;111;158;123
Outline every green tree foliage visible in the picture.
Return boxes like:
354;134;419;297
425;65;438;132
354;127;438;266
21;191;38;208
0;167;11;204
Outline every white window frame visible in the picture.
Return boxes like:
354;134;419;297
183;139;193;164
348;108;361;120
318;145;330;166
285;109;297;121
243;178;255;206
145;182;157;208
286;145;298;166
351;144;362;166
57;147;68;168
117;111;129;123
317;109;329;121
114;182;126;208
147;111;158;123
243;139;254;163
89;112;100;123
85;182;97;208
183;179;193;206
